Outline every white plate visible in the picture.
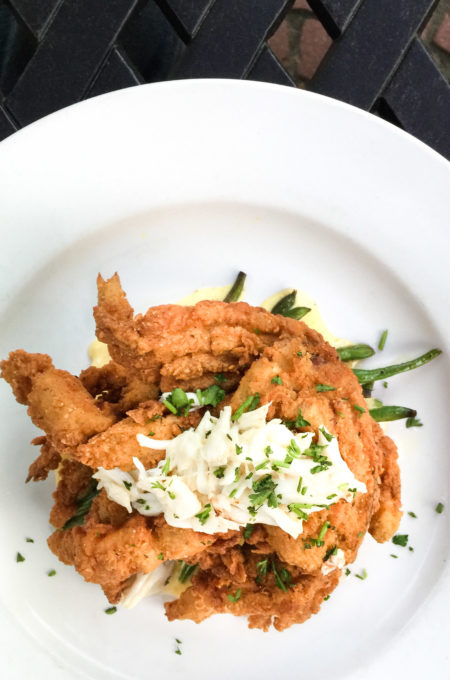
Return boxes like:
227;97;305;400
0;80;449;680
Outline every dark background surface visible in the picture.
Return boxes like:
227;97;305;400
0;0;449;158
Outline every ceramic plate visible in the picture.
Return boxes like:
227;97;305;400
0;80;449;680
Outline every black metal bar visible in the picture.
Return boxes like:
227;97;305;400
309;0;436;110
156;0;216;41
247;45;295;86
8;0;61;37
382;38;450;161
172;0;294;79
5;0;139;126
0;104;17;139
307;0;362;38
87;46;143;99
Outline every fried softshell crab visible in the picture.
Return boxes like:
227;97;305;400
0;274;401;631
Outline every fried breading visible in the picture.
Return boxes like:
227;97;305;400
1;351;116;450
94;274;324;389
2;278;404;632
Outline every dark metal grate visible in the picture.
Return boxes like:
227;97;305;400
0;0;449;159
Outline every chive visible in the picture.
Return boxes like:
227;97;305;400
149;414;161;422
301;486;307;495
147;431;155;436
255;461;269;471
213;466;226;478
318;521;330;542
162;399;177;414
323;594;331;601
355;569;367;580
229;488;238;498
105;606;117;615
16;552;25;562
378;330;388;351
353;404;365;416
47;569;56;576
157;553;164;560
25;538;34;543
161;457;170;475
179;562;197;583
235;444;243;455
337;344;375;361
227;588;242;603
369;405;416;422
390;554;398;558
284;307;311;320
406;417;423;428
408;511;417;518
168;491;176;500
316;384;336;392
296;476;303;494
231;393;260;421
288;504;309;521
271;290;297;316
353;349;442;384
435;502;444;514
357;531;364;537
345;568;351;576
409;546;414;552
323;546;338;562
243;524;254;539
224;271;246;302
195;503;212;525
271;375;283;385
392;534;408;547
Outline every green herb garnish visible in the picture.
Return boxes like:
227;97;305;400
378;329;388;351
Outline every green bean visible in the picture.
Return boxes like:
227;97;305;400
369;406;417;422
284;306;311;320
224;271;246;302
353;349;442;384
271;290;297;316
337;344;375;361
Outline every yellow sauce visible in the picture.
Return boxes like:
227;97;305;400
177;284;244;306
162;561;193;597
261;289;351;349
88;338;111;368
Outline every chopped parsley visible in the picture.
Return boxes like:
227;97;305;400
323;546;338;562
195;503;212;525
406;417;423;428
215;373;226;384
383;381;388;388
392;534;408;547
62;480;100;530
123;480;132;490
16;552;25;562
25;537;34;543
197;384;226;408
231;393;260;421
179;562;197;583
235;444;243;455
284;408;311;430
408;511;417;518
175;638;182;655
47;569;56;577
271;375;283;385
435;502;444;514
324;595;331;601
147;431;155;436
378;329;388;351
105;606;117;615
316;384;336;392
390;554;398;559
149;413;161;422
157;553;164;560
319;427;334;442
302;442;331;473
297;350;303;356
345;568;351;576
213;466;226;478
227;588;242;603
248;474;278;510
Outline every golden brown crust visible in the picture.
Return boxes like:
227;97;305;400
27;436;61;482
2;280;403;631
